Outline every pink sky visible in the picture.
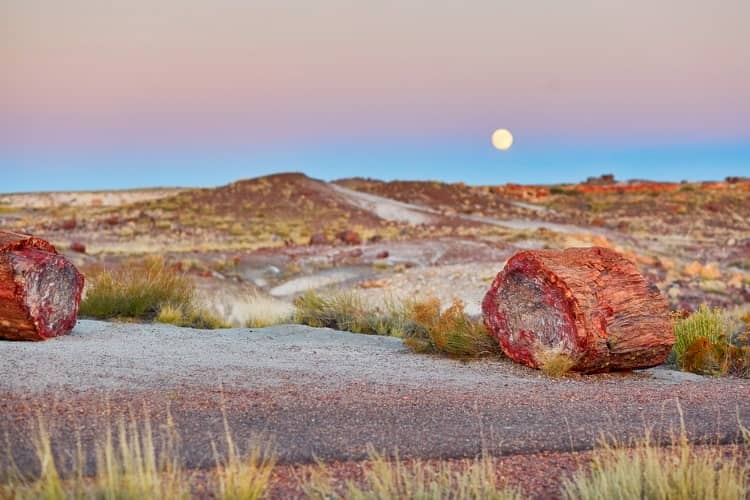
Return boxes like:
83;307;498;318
4;0;749;149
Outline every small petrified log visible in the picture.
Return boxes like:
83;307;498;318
0;231;84;341
482;247;674;372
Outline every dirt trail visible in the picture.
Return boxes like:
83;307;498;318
2;321;747;473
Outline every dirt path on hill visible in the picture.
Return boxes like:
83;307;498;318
2;320;748;478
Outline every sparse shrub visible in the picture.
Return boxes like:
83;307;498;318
301;449;523;500
405;298;500;357
672;305;749;376
549;186;580;196
81;257;229;329
81;257;194;320
562;430;748;500
673;305;725;360
156;304;230;330
243;293;294;328
293;291;410;336
294;292;500;358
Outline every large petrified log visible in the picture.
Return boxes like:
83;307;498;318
0;231;84;341
482;247;674;372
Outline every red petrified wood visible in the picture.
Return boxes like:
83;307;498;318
0;231;84;341
482;247;674;373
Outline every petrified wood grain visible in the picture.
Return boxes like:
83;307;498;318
482;247;674;372
0;231;84;341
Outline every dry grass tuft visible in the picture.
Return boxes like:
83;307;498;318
212;414;276;500
80;257;194;321
405;298;500;358
242;293;295;328
293;291;412;337
294;291;499;358
81;257;229;329
301;449;523;500
3;412;189;500
534;349;576;377
156;304;231;330
562;430;748;500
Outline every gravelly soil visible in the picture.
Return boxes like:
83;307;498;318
1;321;748;494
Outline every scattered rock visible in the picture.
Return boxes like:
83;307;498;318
336;230;362;246
309;233;329;245
69;242;86;254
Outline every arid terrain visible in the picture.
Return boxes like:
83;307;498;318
2;173;749;317
2;173;749;498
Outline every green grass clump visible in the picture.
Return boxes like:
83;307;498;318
302;449;523;500
80;258;229;329
156;304;230;330
293;291;412;336
673;305;727;362
672;305;750;377
81;257;194;320
294;291;499;358
563;431;748;500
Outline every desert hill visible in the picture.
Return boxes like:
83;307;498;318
0;172;748;313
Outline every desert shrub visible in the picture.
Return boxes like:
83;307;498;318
293;291;413;336
673;305;726;361
156;304;230;330
672;305;750;377
549;186;580;196
294;291;499;358
301;449;523;500
81;257;194;320
405;298;500;358
562;431;748;500
80;258;229;329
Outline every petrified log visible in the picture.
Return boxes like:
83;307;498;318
0;231;84;341
482;247;674;372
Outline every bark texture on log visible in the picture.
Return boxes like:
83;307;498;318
482;247;674;372
0;231;84;341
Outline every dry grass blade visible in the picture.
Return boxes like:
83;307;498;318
301;448;523;500
562;430;748;500
212;413;276;500
3;411;189;500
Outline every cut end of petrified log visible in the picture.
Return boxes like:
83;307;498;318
482;247;674;373
0;232;84;341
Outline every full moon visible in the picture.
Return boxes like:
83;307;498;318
491;129;514;151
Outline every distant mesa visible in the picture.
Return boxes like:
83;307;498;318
584;174;616;185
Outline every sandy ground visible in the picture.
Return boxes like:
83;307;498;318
2;321;748;475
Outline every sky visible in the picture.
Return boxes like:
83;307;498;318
2;0;749;192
